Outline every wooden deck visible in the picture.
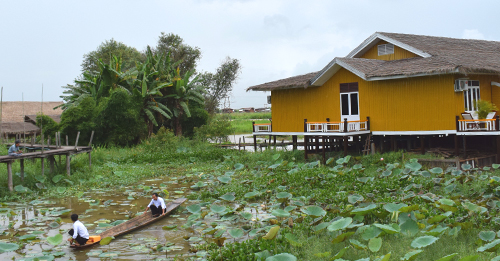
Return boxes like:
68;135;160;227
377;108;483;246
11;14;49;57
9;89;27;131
1;143;93;192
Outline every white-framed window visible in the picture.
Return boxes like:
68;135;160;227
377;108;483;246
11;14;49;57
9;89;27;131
378;43;394;56
464;80;480;112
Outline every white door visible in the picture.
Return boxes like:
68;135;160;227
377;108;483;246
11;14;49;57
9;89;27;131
340;92;360;122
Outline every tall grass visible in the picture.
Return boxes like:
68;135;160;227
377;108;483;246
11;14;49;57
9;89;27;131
220;112;271;120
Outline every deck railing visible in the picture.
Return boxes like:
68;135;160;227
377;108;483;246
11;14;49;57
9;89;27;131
304;117;370;133
253;123;272;132
456;115;499;132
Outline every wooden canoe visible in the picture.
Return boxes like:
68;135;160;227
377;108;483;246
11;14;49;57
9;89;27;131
70;197;187;249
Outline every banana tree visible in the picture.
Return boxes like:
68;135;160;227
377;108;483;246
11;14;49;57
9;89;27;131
165;68;205;136
129;47;174;136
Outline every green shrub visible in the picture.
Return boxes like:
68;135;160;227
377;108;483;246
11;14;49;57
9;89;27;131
35;114;59;140
59;96;97;144
180;103;209;138
194;115;233;143
475;99;498;119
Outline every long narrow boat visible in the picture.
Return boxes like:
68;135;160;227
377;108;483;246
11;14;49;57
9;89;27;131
70;197;187;249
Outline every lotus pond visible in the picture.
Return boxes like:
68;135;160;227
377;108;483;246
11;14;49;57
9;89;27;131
3;140;500;260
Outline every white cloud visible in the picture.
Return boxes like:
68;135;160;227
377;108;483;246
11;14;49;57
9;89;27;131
462;29;485;40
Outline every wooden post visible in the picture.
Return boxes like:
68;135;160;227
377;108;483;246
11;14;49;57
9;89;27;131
66;135;68;146
343;136;348;156
370;143;376;155
74;132;80;149
20;159;24;181
253;135;257;152
322;136;326;164
456;116;460;132
315;136;319;154
454;135;459;156
238;138;241;151
89;152;92;169
49;156;55;173
391;136;396;151
304;119;307;132
40;157;44;175
496;136;500;163
55;132;58;148
41;133;44;154
366;116;370;130
7;161;13;191
66;154;71;176
304;136;309;159
252;121;255;134
88;131;94;146
497;115;500;131
463;136;467;158
420;136;425;155
48;136;51;147
292;135;297;151
343;118;348;133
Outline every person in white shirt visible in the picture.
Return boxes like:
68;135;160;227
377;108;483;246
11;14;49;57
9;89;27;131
67;214;89;246
143;193;166;217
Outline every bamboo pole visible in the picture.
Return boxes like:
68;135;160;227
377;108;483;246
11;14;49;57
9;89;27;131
23;93;25;143
0;87;3;144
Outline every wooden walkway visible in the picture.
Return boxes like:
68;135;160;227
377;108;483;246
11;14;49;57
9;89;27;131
1;143;92;192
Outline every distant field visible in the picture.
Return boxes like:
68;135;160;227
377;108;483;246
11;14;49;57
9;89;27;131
216;112;272;134
221;112;271;120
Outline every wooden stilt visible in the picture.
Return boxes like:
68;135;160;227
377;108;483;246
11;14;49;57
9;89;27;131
454;135;459;156
7;161;13;191
88;152;92;169
49;156;55;173
496;136;500;164
462;136;467;158
41;157;45;175
88;131;94;147
66;154;71;176
253;135;257;152
304;136;309;160
20;159;24;181
292;135;297;151
343;136;348;156
420;136;425;155
322;136;326;164
74;132;80;149
66;135;68;146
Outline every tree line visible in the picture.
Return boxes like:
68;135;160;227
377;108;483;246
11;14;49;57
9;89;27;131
41;33;241;146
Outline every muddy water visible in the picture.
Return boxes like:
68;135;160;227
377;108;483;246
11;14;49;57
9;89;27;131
0;177;195;260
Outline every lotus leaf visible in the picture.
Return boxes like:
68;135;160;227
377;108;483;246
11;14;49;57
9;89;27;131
47;234;63;246
301;206;326;218
56;187;66;193
400;219;419;237
434;253;458;261
348;194;364;204
479;230;496;242
331;247;349;259
351;204;377;215
398;204;419;213
272;209;290;218
374;253;391;261
361;225;382;240
241;212;253;220
406;162;422;172
99;252;120;258
493;164;500;169
99;236;114;246
411;236;439;248
19;234;38;241
284;206;296;212
429;167;443;174
0;242;19;253
383;203;407;212
381;170;392;177
331;232;355;244
34;175;46;183
245;191;261;199
186;204;201;214
266;253;297;261
255;250;272;260
353;163;363;169
313;222;329;233
491;256;500;261
461;163;472;170
373;223;400;234
428;214;448;224
438;198;455;206
462;201;487;214
401;250;423;261
477;239;500;252
284;233;302;247
276;192;292;202
219;193;235;201
424;226;448;236
327;217;353;232
262;226;280;240
368;237;382;252
14;185;29;192
420;171;431;177
162;225;177;230
349;239;367;250
233;163;245;170
52;175;64;183
210;205;227;214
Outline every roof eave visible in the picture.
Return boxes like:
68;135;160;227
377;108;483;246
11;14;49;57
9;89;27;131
310;59;367;86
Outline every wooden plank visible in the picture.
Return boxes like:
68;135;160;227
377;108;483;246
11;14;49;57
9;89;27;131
7;161;13;191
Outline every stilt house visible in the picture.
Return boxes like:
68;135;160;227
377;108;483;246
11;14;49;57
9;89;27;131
247;32;500;163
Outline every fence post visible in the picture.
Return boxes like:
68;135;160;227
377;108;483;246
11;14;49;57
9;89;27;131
343;118;348;133
366;116;370;130
304;119;307;132
252;121;255;133
496;115;500;131
456;116;460;132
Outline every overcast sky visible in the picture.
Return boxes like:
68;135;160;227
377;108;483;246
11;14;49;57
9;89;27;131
1;0;499;109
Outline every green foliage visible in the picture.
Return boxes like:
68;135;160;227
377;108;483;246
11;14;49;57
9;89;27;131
154;32;201;76
35;114;59;139
81;38;144;72
194;115;233;143
475;99;498;119
180;103;209;137
59;96;97;143
95;89;145;146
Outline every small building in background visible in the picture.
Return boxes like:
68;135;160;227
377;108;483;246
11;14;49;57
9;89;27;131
239;107;255;113
222;108;234;113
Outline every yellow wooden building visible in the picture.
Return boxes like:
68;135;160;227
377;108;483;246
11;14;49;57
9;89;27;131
248;32;500;161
